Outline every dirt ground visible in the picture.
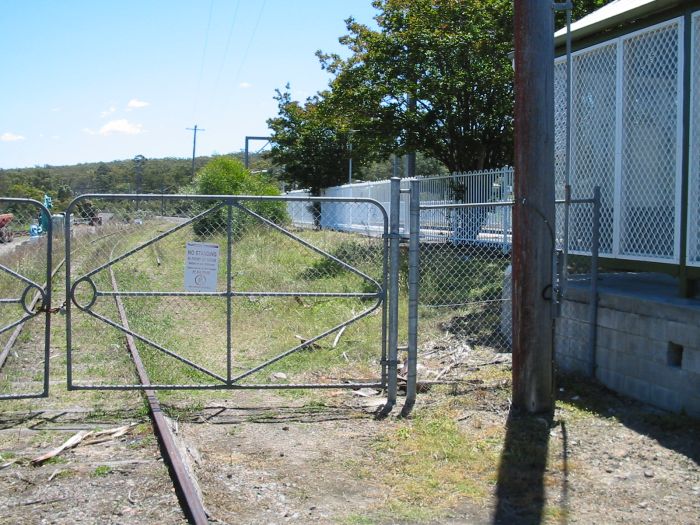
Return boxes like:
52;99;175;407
1;336;699;525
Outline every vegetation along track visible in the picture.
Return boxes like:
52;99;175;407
106;240;209;524
0;231;205;523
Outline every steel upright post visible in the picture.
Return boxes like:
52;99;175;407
512;0;556;413
401;179;420;417
587;186;601;377
381;177;402;416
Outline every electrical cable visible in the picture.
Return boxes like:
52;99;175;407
192;0;215;119
230;0;267;92
207;0;241;111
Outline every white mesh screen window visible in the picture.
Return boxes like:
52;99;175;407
689;12;700;267
570;43;617;255
619;21;682;261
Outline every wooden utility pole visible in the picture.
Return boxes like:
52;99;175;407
186;125;205;178
512;0;556;413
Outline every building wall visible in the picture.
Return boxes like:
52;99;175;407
555;283;700;417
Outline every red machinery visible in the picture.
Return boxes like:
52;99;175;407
0;213;14;243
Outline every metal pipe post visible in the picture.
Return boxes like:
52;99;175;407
587;186;601;377
380;177;401;416
226;201;233;384
65;203;73;389
561;4;573;292
401;179;420;417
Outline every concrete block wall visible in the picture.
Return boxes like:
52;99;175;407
555;282;700;418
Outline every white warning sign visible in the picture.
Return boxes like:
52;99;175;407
184;241;220;292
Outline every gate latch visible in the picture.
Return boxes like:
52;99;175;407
35;301;66;314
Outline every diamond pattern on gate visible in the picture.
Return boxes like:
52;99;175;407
620;21;680;260
689;13;700;267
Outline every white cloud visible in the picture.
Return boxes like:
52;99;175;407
85;119;144;136
1;132;25;142
100;105;117;118
126;98;149;110
239;82;252;89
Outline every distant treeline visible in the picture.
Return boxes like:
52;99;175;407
0;149;447;212
0;152;272;211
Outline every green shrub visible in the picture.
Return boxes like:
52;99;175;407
192;157;287;236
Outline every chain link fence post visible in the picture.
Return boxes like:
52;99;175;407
382;178;401;415
401;180;420;417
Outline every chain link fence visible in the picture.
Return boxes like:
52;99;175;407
65;195;388;392
415;202;513;355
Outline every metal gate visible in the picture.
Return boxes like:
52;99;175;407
0;198;53;399
65;194;393;391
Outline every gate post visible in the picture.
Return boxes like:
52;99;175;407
401;180;420;417
226;200;233;384
382;177;402;415
587;186;601;377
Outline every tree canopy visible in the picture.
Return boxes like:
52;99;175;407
268;0;612;186
318;0;514;173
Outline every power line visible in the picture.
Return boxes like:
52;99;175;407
211;0;241;98
232;0;267;87
192;0;215;119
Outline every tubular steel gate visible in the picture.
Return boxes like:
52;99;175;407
0;198;53;399
65;194;398;394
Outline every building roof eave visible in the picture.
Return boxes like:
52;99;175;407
553;0;683;47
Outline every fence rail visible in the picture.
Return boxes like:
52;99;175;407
290;163;697;268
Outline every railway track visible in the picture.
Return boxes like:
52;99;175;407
108;255;209;524
0;231;210;524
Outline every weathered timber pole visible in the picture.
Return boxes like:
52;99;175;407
512;0;556;413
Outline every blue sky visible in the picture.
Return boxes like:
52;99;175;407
0;0;378;169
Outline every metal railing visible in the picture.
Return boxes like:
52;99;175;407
64;194;393;392
0;198;54;399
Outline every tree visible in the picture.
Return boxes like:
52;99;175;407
267;88;355;195
94;163;111;193
318;0;611;174
317;0;515;173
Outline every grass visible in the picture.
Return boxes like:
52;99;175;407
92;465;112;477
65;217;395;404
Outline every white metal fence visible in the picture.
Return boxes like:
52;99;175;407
286;167;514;247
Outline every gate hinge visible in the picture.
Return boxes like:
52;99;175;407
381;359;400;366
382;233;401;240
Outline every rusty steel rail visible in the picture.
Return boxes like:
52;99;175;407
109;265;209;525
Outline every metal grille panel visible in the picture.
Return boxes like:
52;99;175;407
555;19;684;263
571;43;617;254
689;12;700;267
554;59;568;201
619;21;682;260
